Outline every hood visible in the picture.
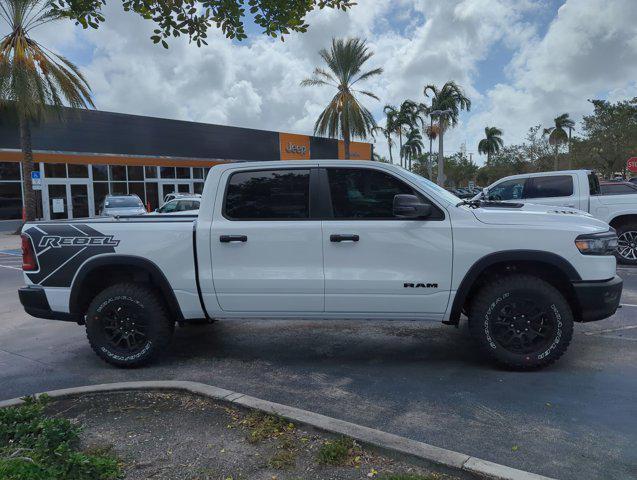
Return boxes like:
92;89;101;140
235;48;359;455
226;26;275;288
102;207;146;216
470;202;608;229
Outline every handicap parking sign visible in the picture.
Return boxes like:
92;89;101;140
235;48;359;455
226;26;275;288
31;170;42;190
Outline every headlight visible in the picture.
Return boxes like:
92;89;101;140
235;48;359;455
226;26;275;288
575;230;618;255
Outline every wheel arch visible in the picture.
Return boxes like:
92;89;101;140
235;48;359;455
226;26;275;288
609;214;637;229
449;250;582;325
69;255;184;322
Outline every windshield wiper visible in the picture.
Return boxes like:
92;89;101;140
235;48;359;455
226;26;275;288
456;199;483;208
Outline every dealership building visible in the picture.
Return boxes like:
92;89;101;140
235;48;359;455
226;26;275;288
0;109;372;221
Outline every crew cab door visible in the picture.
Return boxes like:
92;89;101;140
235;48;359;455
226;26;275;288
524;174;581;209
210;167;324;312
320;167;452;315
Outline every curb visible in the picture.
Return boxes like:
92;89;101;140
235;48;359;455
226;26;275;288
0;381;554;480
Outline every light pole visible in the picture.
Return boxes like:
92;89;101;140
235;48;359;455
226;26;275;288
430;108;453;186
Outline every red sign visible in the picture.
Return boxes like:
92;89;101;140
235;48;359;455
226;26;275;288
628;157;637;173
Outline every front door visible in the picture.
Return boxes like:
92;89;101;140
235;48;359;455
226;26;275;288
321;167;453;315
210;167;324;312
44;181;94;220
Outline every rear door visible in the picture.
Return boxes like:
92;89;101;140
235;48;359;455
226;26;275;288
210;167;324;312
320;167;452;315
524;175;579;208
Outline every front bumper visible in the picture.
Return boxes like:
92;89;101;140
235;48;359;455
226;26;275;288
19;286;79;322
572;275;623;322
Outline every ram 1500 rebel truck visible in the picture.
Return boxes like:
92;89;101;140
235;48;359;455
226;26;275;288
19;161;623;369
475;170;637;264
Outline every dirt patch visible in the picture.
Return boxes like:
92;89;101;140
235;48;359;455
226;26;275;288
45;390;457;480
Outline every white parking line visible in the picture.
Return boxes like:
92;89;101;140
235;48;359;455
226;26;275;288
620;303;637;308
0;265;21;270
584;325;637;335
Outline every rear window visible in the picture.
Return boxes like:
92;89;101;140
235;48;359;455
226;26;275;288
526;176;573;199
600;183;637;195
105;196;143;207
224;169;310;220
588;173;601;195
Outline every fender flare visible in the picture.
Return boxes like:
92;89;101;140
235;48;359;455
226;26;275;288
449;250;581;323
69;255;184;321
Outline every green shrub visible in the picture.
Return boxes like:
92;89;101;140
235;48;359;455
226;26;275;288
317;436;356;466
0;396;121;480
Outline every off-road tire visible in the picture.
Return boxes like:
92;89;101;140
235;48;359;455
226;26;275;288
614;222;637;265
468;274;573;370
85;283;174;368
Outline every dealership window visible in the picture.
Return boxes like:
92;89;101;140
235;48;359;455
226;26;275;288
193;182;204;194
68;163;88;178
128;182;145;206
0;182;22;220
145;182;158;210
109;165;126;181
127;166;144;181
92;164;108;181
176;167;190;179
93;182;109;213
144;166;157;179
110;182;127;195
193;168;204;179
0;162;20;180
44;163;67;178
160;167;175;179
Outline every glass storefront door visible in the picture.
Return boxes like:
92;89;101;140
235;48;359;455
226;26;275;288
43;181;93;220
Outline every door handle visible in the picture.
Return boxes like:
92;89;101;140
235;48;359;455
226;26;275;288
330;234;359;242
220;235;247;243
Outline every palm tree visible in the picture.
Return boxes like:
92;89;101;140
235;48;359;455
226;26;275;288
423;81;471;185
301;38;382;160
543;113;575;170
382;101;421;168
401;128;424;171
424;122;440;179
0;0;94;221
477;126;504;163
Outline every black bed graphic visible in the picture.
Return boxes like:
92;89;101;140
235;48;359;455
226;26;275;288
24;224;119;287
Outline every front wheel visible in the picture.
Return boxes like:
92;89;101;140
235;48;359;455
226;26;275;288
85;283;174;367
468;274;573;370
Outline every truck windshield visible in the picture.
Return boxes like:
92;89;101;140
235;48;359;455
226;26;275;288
106;197;142;207
399;169;462;205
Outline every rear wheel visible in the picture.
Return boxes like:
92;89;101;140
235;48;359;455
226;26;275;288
85;283;174;367
468;274;573;370
615;222;637;265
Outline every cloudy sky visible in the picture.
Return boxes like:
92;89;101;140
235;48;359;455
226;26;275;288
29;0;637;164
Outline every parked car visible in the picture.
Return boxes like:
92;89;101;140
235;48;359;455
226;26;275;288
150;196;200;215
19;160;621;370
476;170;637;264
98;194;146;217
163;192;201;204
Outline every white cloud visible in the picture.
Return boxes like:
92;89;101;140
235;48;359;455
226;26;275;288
23;0;637;167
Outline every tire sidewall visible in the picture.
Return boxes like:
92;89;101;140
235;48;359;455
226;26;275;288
86;286;165;367
471;280;573;369
615;224;637;265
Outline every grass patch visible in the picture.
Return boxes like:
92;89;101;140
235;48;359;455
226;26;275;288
240;412;294;444
317;436;359;466
268;448;296;469
0;395;121;480
378;475;438;480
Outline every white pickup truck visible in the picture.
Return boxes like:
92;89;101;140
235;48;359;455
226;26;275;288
19;161;622;370
477;170;637;264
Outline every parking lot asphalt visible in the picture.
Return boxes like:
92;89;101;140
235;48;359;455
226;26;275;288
0;246;635;480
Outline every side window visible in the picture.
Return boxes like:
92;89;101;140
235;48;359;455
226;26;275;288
225;169;310;220
160;200;179;213
588;173;601;196
526;175;574;199
489;178;526;201
326;168;439;219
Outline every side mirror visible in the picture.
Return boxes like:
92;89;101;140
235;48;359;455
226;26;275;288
393;194;432;219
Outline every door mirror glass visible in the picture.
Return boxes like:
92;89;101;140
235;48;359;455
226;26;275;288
393;194;431;219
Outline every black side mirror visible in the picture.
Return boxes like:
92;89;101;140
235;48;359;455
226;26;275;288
393;194;432;219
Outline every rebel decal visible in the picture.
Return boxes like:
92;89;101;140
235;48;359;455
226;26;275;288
24;224;119;287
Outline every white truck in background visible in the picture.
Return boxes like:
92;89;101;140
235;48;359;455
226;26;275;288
19;161;622;370
477;170;637;264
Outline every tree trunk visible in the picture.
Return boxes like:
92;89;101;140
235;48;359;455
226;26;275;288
387;135;394;165
553;144;559;170
567;127;572;169
343;129;351;160
398;131;403;168
437;131;444;186
19;115;36;222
